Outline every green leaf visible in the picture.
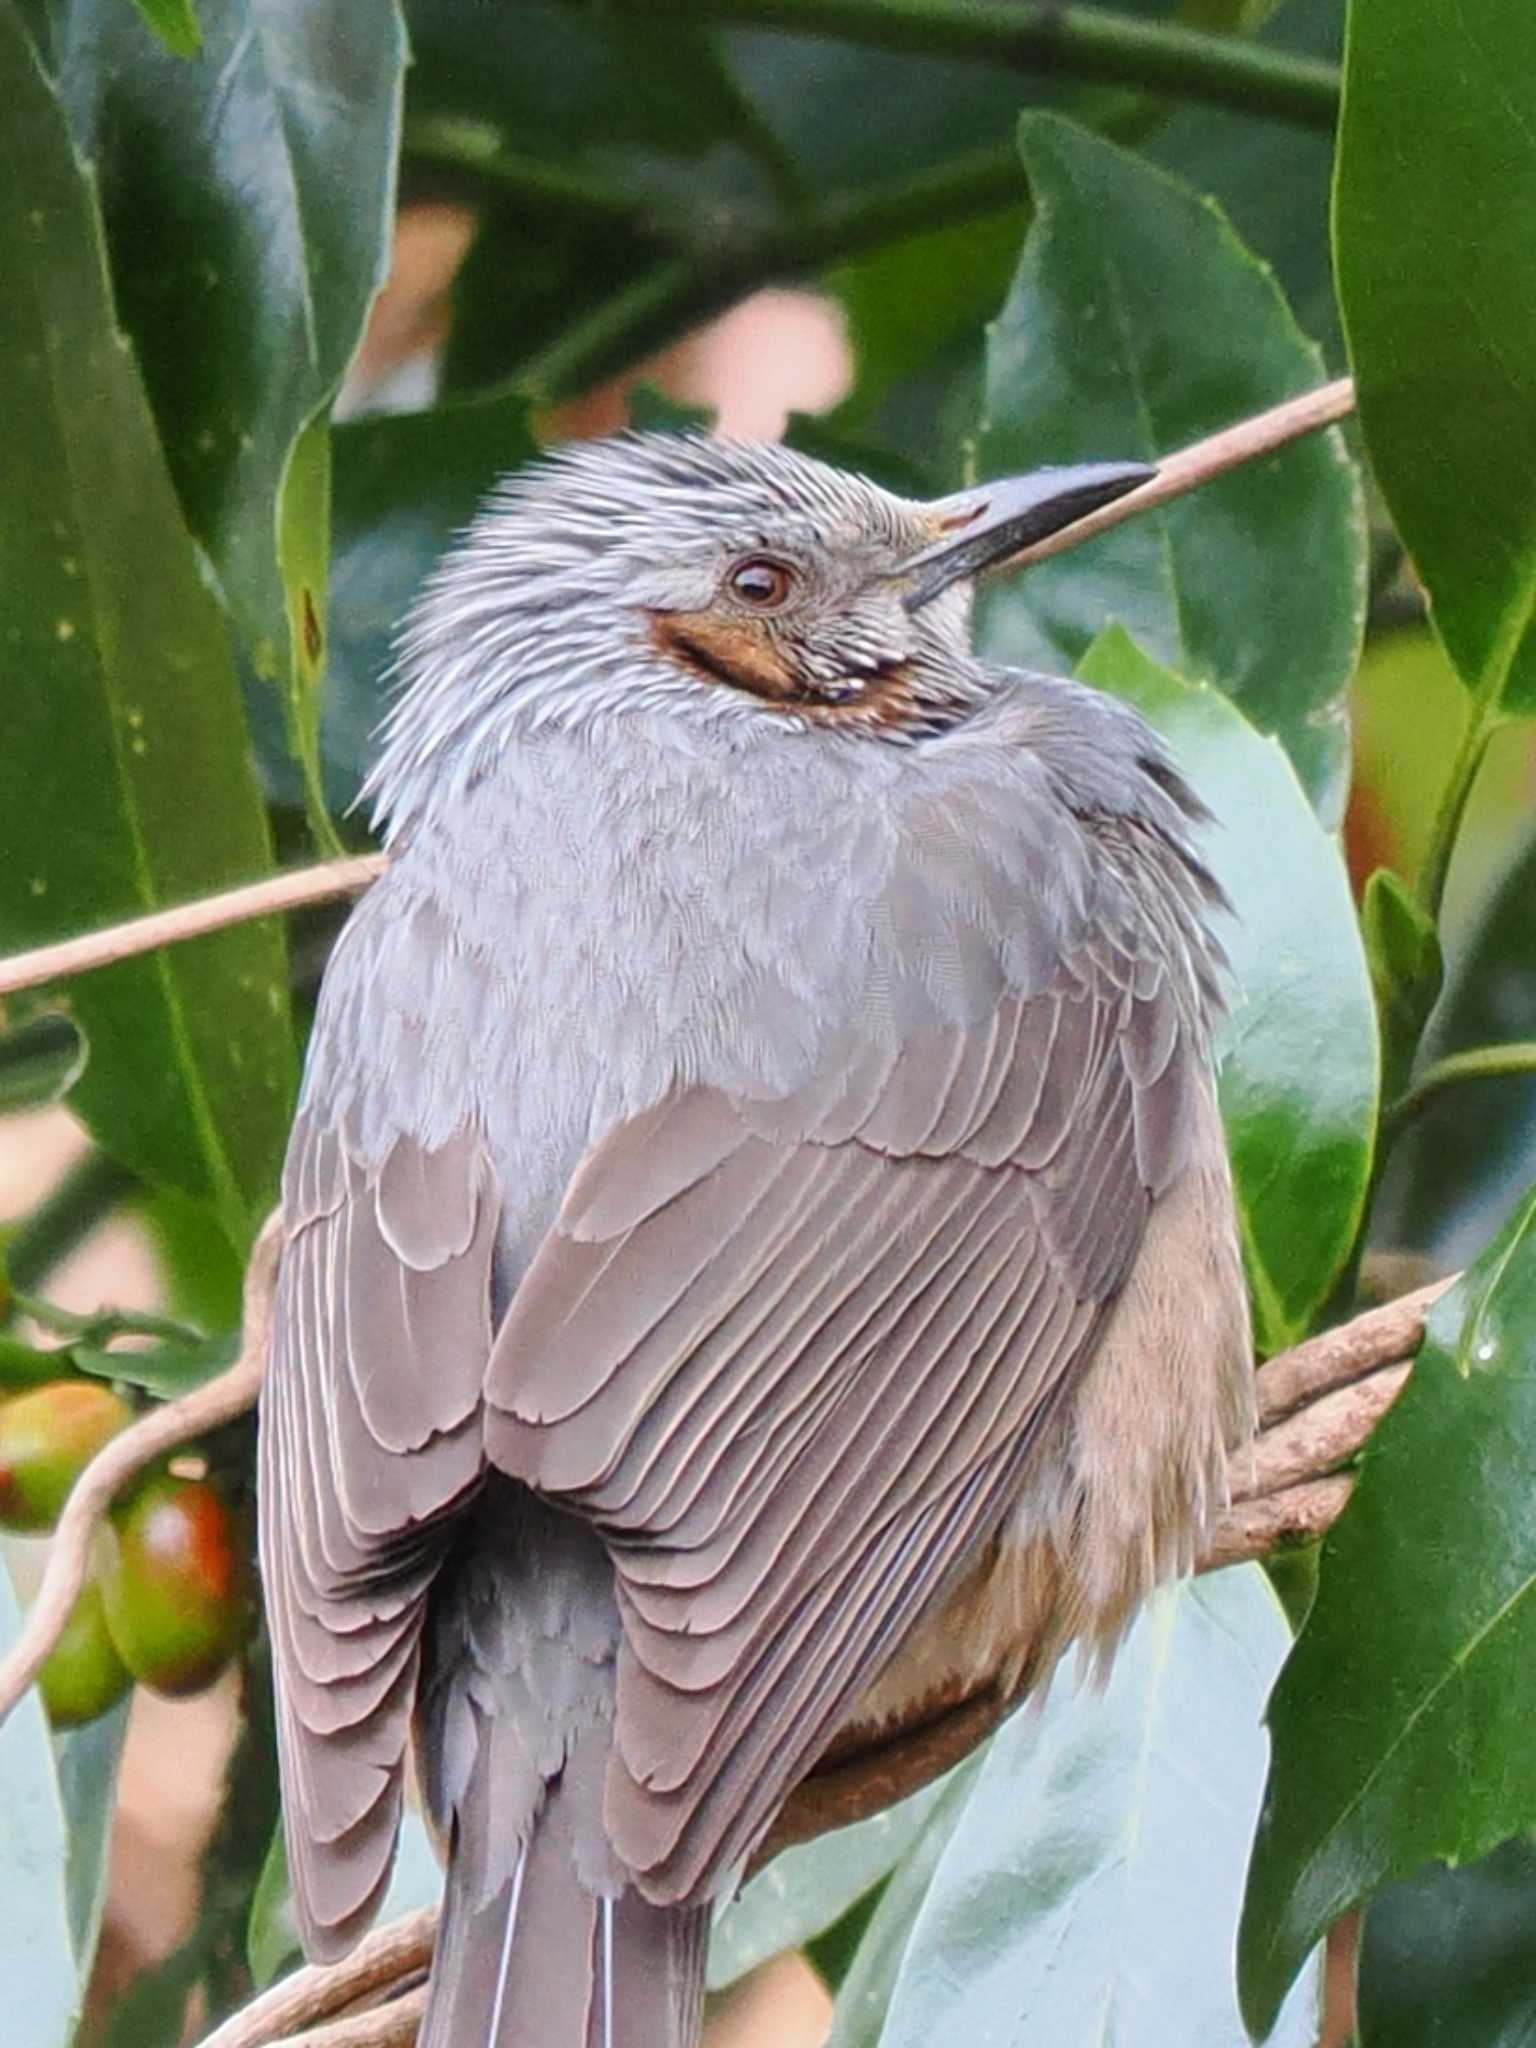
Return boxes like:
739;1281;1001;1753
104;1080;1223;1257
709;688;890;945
981;112;1365;825
824;1763;981;2048
1238;1187;1536;2035
31;0;408;835
1078;627;1378;1353
708;1758;979;1993
1357;1836;1536;2048
129;0;199;58
287;393;538;812
0;0;294;1249
1378;819;1536;1267
55;1698;131;1977
1334;0;1536;715
1361;868;1444;1110
0;1552;81;2048
853;1570;1320;2048
0;1014;86;1113
71;1329;237;1398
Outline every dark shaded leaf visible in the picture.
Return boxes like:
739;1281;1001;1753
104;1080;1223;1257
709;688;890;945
0;0;294;1249
1152;0;1343;362
981;113;1365;824
0;1552;79;2048
0;1014;86;1113
1079;628;1377;1353
70;1329;237;1398
1377;820;1536;1269
313;393;539;812
862;1571;1319;2048
31;0;408;828
1357;1836;1536;2048
1362;867;1443;1108
1239;1187;1536;2034
1335;0;1536;714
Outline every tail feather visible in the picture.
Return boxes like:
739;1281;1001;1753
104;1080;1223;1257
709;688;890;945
420;1779;708;2048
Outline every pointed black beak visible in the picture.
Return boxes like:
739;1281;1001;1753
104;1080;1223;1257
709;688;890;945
900;461;1155;612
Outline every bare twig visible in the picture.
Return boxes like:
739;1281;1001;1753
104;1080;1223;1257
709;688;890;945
1253;1276;1451;1427
1199;1476;1356;1572
0;382;1356;1006
286;1996;427;2048
0;1211;282;1724
0;856;384;1000
196;1911;436;2048
998;375;1357;575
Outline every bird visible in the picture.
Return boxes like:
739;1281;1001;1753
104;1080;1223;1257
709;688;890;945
258;430;1254;2048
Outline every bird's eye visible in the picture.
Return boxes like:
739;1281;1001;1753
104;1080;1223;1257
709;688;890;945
728;556;796;609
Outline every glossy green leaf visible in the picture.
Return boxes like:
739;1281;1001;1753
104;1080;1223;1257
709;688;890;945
0;1014;85;1113
708;1758;978;1993
1335;0;1536;714
1239;1187;1536;2035
857;1570;1320;2048
129;0;199;57
981;113;1365;825
31;0;407;830
0;1;293;1248
1378;819;1536;1268
0;1552;80;2048
1357;1836;1536;2048
1079;628;1377;1352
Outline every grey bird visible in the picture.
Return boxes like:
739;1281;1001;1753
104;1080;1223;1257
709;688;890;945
258;432;1254;2048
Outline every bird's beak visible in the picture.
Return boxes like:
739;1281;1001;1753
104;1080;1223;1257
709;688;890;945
899;461;1156;612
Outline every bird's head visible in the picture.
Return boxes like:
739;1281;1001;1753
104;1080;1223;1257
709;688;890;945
368;433;1150;831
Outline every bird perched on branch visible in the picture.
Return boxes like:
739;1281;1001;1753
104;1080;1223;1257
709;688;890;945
259;433;1252;2048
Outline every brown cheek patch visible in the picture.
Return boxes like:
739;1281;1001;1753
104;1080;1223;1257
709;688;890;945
650;609;802;703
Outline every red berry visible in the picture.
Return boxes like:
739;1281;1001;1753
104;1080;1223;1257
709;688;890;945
102;1474;251;1695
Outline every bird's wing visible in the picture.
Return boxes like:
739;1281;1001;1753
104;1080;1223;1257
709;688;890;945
485;771;1219;1903
260;1109;499;1956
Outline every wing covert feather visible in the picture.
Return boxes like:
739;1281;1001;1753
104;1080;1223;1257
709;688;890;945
484;791;1221;1901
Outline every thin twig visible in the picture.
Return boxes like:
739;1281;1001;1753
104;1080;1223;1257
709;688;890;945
1388;1041;1536;1139
0;1211;282;1724
0;856;383;1001
996;375;1357;575
0;382;1357;1004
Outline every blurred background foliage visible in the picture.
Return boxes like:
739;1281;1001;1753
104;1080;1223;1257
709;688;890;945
1;0;1535;2043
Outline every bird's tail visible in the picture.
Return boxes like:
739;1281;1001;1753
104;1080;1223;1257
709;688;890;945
417;1706;709;2048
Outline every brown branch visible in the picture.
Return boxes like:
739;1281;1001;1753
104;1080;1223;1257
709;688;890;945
0;856;384;1000
197;1912;436;2048
0;1211;282;1724
1252;1276;1451;1427
0;383;1355;1006
286;1998;427;2048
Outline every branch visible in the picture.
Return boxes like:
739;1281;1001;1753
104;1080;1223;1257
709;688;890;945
0;380;1356;1006
0;1212;282;1723
0;857;382;1001
570;0;1342;132
1387;1041;1536;1138
197;1912;435;2048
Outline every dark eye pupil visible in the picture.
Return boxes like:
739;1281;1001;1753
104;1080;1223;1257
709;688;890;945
732;559;787;605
